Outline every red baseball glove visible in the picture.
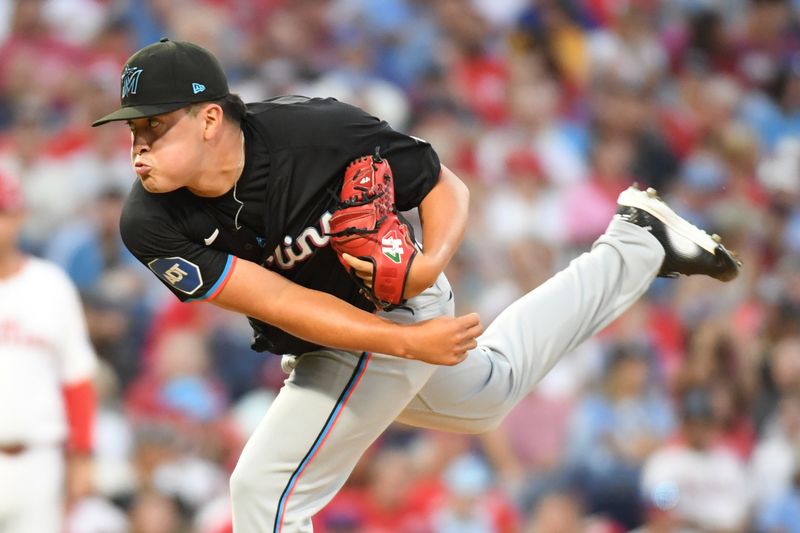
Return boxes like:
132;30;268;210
328;150;417;310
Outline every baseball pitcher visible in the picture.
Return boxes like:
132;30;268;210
92;39;740;532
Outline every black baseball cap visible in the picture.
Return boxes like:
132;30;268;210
92;38;229;127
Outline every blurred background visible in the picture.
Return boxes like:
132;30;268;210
1;0;799;531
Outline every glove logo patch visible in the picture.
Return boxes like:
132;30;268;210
147;257;203;295
381;231;404;264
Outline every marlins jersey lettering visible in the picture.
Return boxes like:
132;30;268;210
120;96;441;355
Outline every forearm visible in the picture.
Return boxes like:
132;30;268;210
213;258;482;364
267;283;412;356
213;259;411;357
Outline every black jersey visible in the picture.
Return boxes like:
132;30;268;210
120;96;441;355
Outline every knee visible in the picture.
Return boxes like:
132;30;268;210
230;457;281;510
229;462;261;505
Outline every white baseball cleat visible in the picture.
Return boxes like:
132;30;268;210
615;185;741;281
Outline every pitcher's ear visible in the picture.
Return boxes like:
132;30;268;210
199;102;224;139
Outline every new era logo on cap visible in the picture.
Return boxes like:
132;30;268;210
192;83;206;94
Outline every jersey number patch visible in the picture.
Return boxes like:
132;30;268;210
148;257;204;295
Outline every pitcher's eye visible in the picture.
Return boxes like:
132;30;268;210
149;118;160;128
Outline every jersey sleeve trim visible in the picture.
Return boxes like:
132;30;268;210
188;254;238;302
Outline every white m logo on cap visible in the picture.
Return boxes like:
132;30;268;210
121;66;143;98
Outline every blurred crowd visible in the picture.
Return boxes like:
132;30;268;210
1;0;800;531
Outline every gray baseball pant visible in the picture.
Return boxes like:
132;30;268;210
229;217;664;532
